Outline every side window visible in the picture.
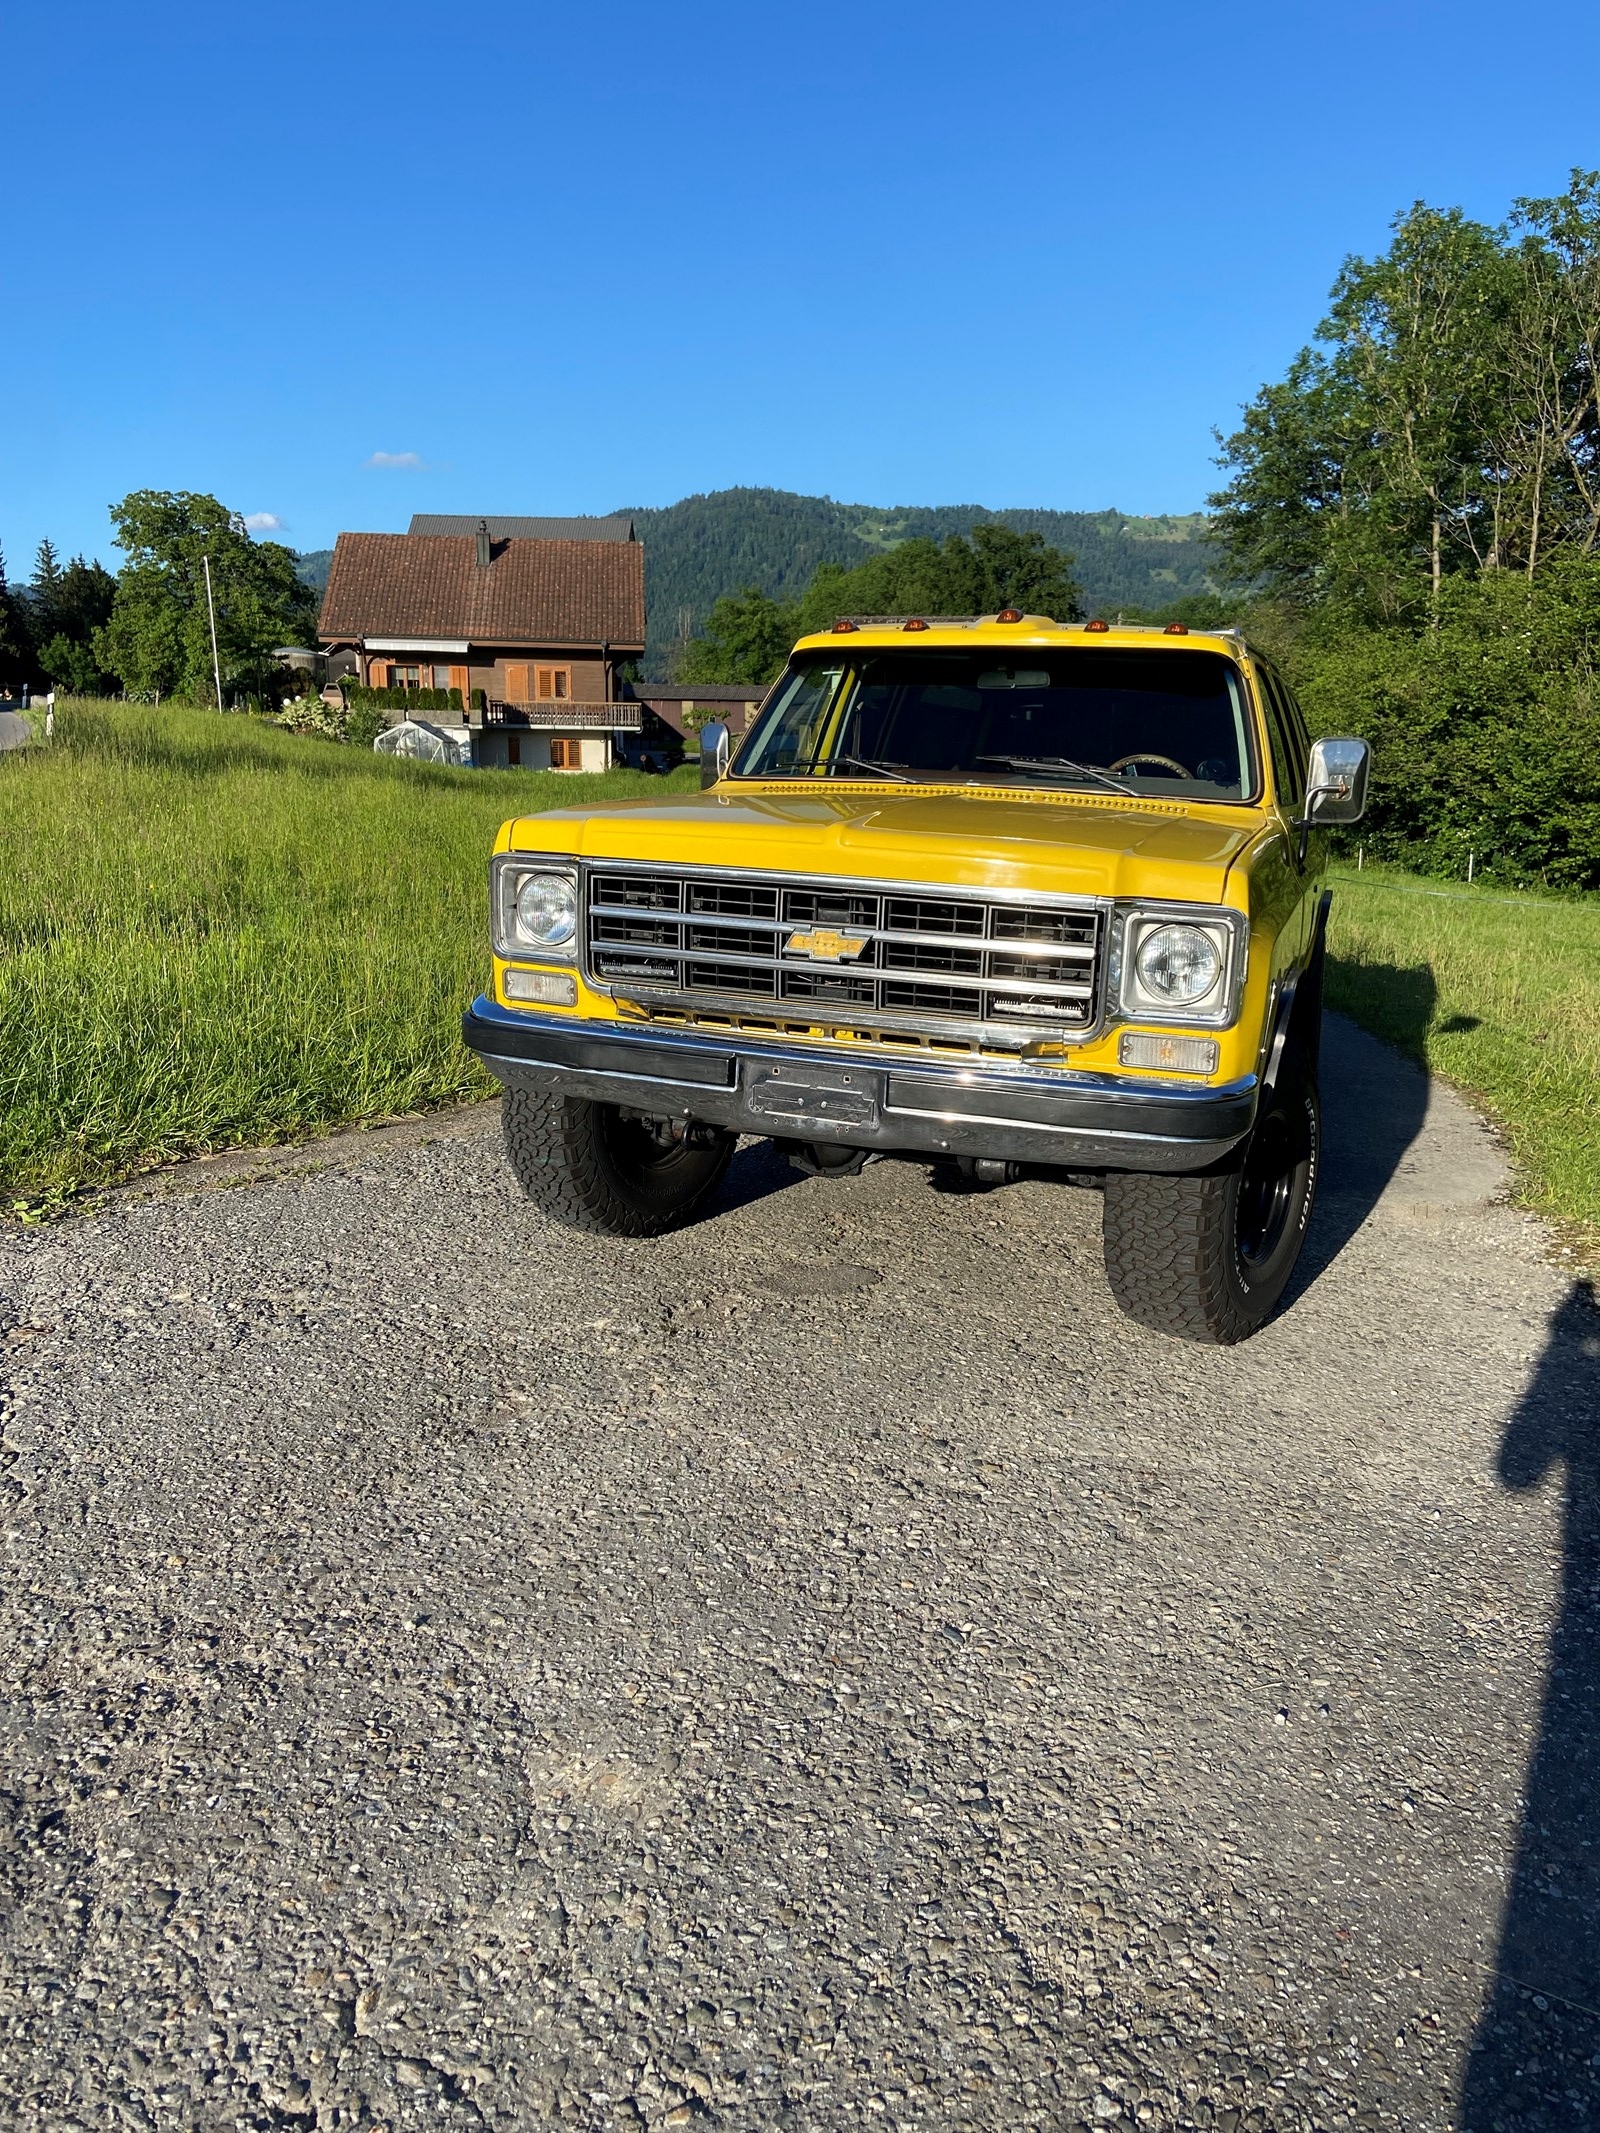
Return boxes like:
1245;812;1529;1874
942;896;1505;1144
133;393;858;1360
1278;677;1314;771
1255;665;1304;811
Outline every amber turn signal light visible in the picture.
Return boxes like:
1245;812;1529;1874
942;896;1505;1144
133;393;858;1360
1084;618;1110;633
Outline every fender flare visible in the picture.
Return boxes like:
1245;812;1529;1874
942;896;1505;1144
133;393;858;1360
1262;889;1332;1094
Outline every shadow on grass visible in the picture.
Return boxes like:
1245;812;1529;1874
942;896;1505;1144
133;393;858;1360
1461;1280;1600;2131
1325;953;1440;1061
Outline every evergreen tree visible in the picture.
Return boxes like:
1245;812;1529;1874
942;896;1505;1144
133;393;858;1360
31;539;64;631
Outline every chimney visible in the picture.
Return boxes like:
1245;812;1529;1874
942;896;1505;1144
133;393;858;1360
475;520;491;568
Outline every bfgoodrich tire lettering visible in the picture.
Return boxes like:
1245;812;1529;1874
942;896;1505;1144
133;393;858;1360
502;1089;735;1237
1101;1075;1320;1343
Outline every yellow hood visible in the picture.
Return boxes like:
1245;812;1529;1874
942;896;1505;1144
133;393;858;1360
505;784;1261;906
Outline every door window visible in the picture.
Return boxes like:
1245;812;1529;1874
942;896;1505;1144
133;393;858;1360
1255;665;1304;810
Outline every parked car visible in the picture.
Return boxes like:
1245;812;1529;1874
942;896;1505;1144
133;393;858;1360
462;615;1367;1342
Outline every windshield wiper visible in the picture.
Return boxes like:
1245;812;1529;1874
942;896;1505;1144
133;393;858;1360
831;754;917;783
972;753;1132;795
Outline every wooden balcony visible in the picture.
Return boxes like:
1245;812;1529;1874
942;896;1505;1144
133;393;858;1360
480;700;642;731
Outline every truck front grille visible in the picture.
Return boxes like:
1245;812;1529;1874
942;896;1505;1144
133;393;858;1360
584;865;1105;1042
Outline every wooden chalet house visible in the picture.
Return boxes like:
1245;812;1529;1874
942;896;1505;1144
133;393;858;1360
318;515;645;770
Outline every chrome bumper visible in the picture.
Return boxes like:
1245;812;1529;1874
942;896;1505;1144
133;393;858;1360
462;999;1257;1173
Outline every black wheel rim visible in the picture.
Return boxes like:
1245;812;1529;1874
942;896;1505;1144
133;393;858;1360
1236;1106;1296;1273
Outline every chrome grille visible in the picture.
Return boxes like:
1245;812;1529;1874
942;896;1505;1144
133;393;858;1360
583;865;1105;1040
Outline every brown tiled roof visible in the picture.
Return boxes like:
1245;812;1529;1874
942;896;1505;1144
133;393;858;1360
318;534;645;648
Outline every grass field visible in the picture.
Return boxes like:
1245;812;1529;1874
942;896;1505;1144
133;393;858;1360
1326;862;1600;1253
0;699;694;1210
3;704;1596;1249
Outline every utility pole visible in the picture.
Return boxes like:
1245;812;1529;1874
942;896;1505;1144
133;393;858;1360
202;554;224;710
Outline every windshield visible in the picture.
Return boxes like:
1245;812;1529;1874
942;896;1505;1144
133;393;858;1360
734;648;1258;801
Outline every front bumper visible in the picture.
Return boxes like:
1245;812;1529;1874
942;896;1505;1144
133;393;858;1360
463;999;1256;1173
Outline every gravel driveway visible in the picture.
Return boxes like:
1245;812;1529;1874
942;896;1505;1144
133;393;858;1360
1;1016;1595;2133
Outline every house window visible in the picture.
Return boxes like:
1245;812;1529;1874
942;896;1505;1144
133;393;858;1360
392;665;421;689
550;737;581;769
431;665;454;689
536;666;571;701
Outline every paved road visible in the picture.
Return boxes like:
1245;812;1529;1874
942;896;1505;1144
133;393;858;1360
1;1018;1595;2133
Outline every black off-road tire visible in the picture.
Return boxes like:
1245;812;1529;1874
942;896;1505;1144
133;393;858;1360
502;1088;735;1237
1101;1073;1320;1343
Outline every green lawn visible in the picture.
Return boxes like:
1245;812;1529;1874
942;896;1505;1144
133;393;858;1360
1325;862;1600;1251
0;699;694;1210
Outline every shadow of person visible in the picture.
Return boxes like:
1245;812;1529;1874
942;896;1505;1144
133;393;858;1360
1461;1279;1600;2130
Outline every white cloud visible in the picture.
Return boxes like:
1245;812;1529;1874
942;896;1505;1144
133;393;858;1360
365;450;424;470
243;511;285;532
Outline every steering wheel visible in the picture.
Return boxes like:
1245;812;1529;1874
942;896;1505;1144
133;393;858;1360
1109;750;1192;779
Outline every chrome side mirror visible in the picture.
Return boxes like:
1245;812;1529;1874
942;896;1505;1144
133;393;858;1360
1304;736;1370;824
699;720;730;789
1295;736;1370;861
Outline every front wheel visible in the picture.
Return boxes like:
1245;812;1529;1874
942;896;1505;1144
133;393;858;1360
1101;1074;1320;1343
502;1088;735;1236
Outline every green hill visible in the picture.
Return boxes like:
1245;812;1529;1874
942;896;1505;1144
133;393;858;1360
295;492;1220;667
620;489;1219;669
295;549;333;595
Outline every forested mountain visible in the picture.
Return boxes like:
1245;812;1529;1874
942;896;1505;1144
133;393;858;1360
619;490;1217;668
292;495;1216;666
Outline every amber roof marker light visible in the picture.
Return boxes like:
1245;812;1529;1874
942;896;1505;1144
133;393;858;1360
1164;621;1190;635
903;617;930;632
995;607;1024;624
1084;618;1110;633
831;618;859;633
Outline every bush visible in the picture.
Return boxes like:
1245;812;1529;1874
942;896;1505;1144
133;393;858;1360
273;695;346;741
344;684;463;714
1280;557;1600;889
345;700;385;747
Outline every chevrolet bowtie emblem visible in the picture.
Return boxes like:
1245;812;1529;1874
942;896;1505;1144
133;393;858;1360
784;926;871;963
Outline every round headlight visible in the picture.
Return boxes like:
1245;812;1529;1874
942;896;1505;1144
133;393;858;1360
514;871;577;948
1135;923;1222;1004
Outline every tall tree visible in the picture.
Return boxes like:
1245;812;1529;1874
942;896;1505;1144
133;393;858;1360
797;524;1081;635
676;587;803;685
31;539;64;629
1211;171;1600;615
1491;174;1600;576
675;527;1082;683
97;491;316;702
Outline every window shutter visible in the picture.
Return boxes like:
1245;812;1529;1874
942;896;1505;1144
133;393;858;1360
449;664;468;698
505;663;531;703
368;659;391;687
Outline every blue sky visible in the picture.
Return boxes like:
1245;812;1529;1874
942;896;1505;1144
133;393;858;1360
5;0;1599;573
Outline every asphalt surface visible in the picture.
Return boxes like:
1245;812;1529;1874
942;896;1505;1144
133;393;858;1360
1;1015;1596;2133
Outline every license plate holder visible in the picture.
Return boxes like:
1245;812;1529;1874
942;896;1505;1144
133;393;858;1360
744;1061;881;1132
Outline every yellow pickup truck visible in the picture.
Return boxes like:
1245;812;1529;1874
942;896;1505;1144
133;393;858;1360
462;614;1368;1342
